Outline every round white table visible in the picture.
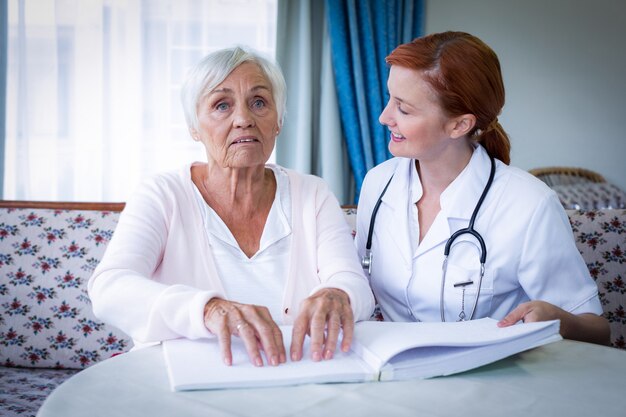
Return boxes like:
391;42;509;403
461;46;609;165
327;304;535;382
37;340;625;417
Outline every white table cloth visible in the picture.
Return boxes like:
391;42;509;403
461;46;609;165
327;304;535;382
37;340;626;417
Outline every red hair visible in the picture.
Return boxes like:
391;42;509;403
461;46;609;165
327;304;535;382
386;31;511;164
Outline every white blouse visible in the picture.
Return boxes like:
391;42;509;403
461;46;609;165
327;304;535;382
193;166;292;323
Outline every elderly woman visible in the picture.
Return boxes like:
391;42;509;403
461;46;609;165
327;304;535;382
88;47;375;367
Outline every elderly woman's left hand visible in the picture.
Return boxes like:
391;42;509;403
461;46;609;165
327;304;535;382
289;288;354;362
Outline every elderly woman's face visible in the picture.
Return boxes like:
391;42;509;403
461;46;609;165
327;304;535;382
195;62;279;169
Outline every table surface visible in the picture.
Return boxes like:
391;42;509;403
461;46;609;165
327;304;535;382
38;339;626;417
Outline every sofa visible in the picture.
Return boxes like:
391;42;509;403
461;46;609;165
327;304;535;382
1;201;625;417
0;202;131;417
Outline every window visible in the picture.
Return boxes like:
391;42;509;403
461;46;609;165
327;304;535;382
4;0;277;201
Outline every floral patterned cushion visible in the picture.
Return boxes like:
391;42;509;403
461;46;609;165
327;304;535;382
0;207;132;369
567;209;626;349
342;208;626;348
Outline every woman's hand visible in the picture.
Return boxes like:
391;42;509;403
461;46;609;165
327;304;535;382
290;288;354;362
497;300;610;345
203;298;286;367
497;300;564;326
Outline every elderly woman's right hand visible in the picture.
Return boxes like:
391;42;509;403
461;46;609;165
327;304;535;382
203;298;286;367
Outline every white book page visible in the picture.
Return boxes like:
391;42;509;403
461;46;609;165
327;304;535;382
380;331;562;380
163;325;374;391
351;318;560;371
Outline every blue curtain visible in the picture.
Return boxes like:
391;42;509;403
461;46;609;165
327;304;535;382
326;0;424;201
0;1;6;198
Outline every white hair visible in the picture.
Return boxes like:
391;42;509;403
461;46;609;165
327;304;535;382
180;46;287;133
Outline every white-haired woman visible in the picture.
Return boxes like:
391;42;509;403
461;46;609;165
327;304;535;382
89;47;375;367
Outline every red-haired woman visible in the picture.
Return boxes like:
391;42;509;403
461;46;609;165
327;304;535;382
355;31;609;345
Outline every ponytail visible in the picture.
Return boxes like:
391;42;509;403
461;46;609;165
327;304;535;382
477;120;511;165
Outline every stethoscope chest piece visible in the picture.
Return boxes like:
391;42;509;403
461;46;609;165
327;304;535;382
362;250;373;274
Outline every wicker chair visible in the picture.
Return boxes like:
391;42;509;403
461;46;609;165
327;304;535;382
528;166;606;187
529;167;625;209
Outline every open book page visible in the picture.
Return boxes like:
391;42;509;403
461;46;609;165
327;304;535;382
163;325;375;391
352;318;561;380
382;330;562;380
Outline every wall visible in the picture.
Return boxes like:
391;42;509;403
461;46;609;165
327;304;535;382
425;0;626;192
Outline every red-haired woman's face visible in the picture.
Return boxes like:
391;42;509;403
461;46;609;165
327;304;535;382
379;66;456;162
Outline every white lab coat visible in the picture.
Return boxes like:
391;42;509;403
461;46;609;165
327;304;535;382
356;145;603;322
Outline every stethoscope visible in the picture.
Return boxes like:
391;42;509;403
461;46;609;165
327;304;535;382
361;155;496;322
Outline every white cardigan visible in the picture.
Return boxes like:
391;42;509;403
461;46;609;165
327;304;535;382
88;163;374;347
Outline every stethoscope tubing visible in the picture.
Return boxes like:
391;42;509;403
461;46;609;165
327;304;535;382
363;155;496;322
440;155;495;321
362;175;394;274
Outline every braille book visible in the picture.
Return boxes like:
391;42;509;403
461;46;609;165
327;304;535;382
163;318;561;391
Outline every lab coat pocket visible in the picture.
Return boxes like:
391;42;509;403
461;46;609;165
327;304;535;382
444;263;494;320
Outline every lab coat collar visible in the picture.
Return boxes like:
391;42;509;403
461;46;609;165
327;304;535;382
380;157;414;210
417;146;493;256
440;144;494;222
387;146;494;259
378;158;414;265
